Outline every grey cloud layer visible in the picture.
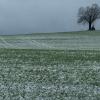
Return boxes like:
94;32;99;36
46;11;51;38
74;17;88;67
0;0;100;34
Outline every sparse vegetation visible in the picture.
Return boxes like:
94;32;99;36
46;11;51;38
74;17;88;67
0;32;100;100
0;49;100;100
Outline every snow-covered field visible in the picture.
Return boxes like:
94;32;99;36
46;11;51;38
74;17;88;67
0;31;100;100
0;31;100;50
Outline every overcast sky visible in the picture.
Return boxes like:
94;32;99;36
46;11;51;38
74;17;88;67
0;0;100;34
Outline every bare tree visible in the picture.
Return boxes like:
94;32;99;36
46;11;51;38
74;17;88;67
78;4;100;30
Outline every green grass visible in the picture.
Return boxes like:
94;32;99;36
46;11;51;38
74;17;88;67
0;31;100;99
0;49;100;100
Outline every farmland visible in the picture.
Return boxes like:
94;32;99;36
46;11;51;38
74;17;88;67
0;31;100;100
0;31;100;50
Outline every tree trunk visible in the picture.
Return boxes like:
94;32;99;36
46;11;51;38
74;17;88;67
89;22;92;30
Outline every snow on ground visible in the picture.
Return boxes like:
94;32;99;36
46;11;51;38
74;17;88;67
0;31;100;49
0;32;100;99
0;50;100;100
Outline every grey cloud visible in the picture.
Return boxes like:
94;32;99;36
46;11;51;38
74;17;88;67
0;0;100;34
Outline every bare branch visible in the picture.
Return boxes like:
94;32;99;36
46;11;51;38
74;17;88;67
77;4;100;30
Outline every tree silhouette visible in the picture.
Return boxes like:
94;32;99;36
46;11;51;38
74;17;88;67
78;4;100;30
